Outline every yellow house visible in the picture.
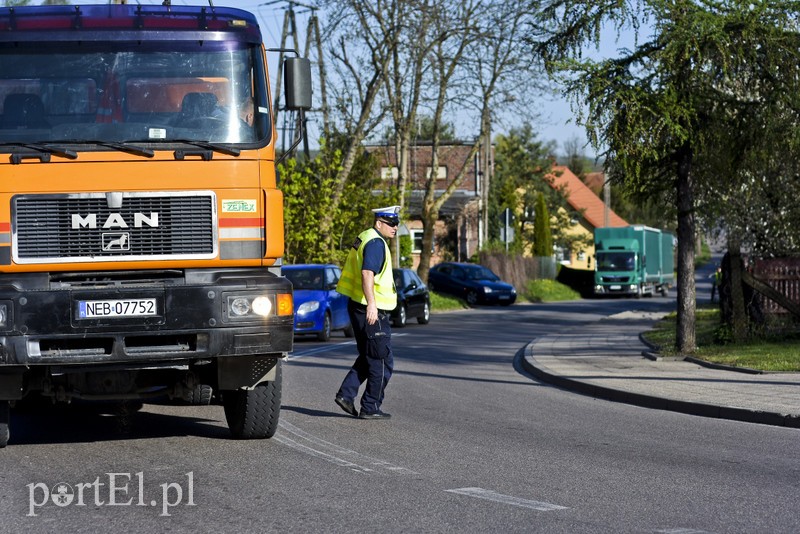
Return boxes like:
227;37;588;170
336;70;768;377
545;166;628;270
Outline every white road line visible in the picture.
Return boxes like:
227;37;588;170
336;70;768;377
287;341;356;360
272;434;374;473
276;420;419;476
445;487;568;512
287;333;409;360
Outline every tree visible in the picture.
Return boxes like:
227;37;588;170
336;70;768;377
532;192;552;257
491;125;569;255
537;0;800;352
281;136;398;266
416;0;542;283
316;0;402;257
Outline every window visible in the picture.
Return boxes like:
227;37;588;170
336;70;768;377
411;229;424;253
425;166;447;180
381;166;398;180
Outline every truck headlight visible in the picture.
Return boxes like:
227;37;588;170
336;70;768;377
226;295;275;320
0;303;6;327
297;301;320;315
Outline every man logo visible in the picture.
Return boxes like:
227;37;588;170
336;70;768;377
103;233;130;251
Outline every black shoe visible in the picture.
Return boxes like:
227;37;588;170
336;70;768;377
335;396;358;417
358;410;391;420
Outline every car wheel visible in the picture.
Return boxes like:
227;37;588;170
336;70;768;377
317;312;332;342
343;324;354;338
223;361;282;439
393;304;407;328
466;290;479;306
428;281;436;292
417;301;430;324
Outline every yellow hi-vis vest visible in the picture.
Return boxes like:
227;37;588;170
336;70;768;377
337;228;397;310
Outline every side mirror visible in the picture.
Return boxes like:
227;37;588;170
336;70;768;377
284;57;312;111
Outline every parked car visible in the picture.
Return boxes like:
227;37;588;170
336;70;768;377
283;264;353;341
392;268;431;327
427;262;516;306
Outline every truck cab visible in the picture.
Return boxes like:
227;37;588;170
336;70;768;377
0;4;311;446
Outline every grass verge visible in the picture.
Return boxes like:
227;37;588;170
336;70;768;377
525;279;581;302
642;306;800;372
429;291;470;312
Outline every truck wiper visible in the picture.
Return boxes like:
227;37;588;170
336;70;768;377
169;140;241;158
60;140;155;158
0;142;78;164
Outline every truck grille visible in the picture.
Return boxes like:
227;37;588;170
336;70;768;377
13;192;217;264
601;276;630;283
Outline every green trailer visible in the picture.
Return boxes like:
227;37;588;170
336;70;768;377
593;225;674;297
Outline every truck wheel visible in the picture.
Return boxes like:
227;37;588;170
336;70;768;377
0;401;9;448
185;384;213;406
223;361;282;439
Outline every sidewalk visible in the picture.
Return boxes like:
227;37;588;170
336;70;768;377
521;310;800;428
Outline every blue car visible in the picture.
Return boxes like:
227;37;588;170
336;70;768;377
428;262;516;306
283;264;353;341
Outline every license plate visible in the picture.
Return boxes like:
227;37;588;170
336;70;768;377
78;298;158;319
610;285;622;290
499;295;510;300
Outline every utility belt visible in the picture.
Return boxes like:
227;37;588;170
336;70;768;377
348;300;392;315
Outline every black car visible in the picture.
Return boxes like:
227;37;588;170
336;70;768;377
391;268;431;327
428;262;516;306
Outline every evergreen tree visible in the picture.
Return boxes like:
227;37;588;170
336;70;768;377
532;192;552;257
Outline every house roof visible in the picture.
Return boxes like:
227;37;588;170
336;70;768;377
546;166;628;229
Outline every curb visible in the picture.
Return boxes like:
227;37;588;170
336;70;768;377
519;342;800;429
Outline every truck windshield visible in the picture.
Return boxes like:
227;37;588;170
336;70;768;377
597;252;636;271
0;41;270;147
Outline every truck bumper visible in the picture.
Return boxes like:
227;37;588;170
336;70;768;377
0;268;293;367
594;283;639;296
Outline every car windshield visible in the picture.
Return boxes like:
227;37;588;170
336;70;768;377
284;269;325;290
597;252;636;271
0;41;269;147
464;266;499;281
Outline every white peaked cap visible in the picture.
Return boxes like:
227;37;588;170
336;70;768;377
372;205;401;218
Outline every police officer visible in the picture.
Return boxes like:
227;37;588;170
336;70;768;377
334;205;399;419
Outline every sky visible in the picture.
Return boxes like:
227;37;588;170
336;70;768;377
62;0;639;159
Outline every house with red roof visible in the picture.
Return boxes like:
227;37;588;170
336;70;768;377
545;166;628;270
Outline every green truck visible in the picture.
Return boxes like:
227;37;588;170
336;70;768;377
593;225;674;297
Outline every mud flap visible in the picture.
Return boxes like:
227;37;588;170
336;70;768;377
217;354;278;390
0;372;23;400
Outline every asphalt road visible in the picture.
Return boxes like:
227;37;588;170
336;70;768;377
2;296;798;533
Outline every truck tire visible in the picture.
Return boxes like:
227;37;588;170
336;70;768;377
184;384;213;406
223;361;282;439
0;401;9;448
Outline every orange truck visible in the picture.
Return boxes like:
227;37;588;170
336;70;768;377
0;4;311;446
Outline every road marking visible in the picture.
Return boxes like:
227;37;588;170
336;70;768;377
445;487;567;512
275;421;418;476
286;341;355;360
287;333;409;360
